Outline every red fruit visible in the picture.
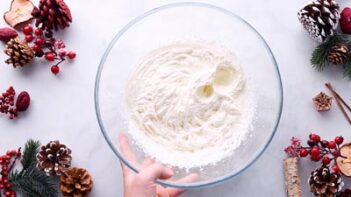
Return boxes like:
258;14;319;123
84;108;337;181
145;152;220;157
34;37;44;46
332;165;340;173
328;141;337;149
32;44;42;53
311;146;320;157
22;25;32;35
34;28;43;36
51;65;60;75
322;156;331;165
299;148;309;157
16;91;30;112
45;52;55;61
335;136;344;145
58;50;66;58
309;133;321;142
25;34;33;42
67;51;76;59
340;8;351;34
311;155;321;161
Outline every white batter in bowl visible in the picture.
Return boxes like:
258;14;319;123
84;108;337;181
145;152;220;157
127;42;254;168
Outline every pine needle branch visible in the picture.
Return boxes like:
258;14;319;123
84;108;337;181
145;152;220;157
10;140;58;197
344;61;351;80
21;139;40;170
311;35;347;71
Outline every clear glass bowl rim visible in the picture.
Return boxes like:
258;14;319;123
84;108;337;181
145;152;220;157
94;2;284;189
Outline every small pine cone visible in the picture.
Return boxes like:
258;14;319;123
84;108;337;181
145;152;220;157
298;0;340;42
37;140;72;176
32;0;72;33
4;37;34;68
328;43;349;65
309;166;344;197
60;167;93;197
337;189;351;197
313;92;333;112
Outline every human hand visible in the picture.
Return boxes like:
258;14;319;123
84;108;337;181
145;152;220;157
118;133;198;197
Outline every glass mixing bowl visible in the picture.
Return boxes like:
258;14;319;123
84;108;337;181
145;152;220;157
95;2;283;188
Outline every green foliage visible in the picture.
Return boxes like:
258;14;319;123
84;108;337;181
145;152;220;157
10;140;58;197
21;139;40;170
310;35;346;71
344;61;351;80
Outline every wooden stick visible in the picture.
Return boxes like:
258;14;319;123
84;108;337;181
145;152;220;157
283;157;302;197
325;82;351;125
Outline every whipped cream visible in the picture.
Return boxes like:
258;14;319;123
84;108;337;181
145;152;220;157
126;42;254;168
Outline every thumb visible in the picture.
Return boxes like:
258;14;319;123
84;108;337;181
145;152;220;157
139;163;173;181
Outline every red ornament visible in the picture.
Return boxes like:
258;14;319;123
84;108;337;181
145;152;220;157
340;8;351;34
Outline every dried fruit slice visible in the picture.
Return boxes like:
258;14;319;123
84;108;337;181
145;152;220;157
336;143;351;177
4;0;34;28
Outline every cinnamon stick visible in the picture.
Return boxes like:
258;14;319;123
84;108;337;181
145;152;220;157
325;82;351;124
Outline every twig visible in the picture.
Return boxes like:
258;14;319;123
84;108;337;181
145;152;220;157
8;148;21;172
325;82;351;124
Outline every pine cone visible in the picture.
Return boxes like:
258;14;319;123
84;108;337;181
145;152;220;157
4;37;34;68
337;189;351;197
37;140;72;176
32;0;72;34
328;43;349;65
313;92;333;112
60;167;93;197
298;0;340;42
309;166;344;197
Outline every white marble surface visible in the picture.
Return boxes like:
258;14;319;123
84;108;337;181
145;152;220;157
1;0;351;196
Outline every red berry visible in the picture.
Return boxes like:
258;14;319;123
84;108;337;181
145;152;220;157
309;133;321;142
321;140;329;148
67;51;76;59
299;149;309;157
322;156;331;165
25;35;33;42
34;37;44;46
328;141;337;149
22;25;32;35
332;165;340;173
311;155;321;161
32;45;42;53
45;52;55;61
335;136;344;145
311;146;320;157
34;28;43;36
58;50;66;58
51;65;60;75
0;184;3;189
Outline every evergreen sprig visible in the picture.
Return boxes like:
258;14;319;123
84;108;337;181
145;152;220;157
10;140;59;197
311;35;346;71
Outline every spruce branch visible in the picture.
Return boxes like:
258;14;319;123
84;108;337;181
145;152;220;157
21;139;40;170
344;61;351;79
311;35;346;71
9;139;59;197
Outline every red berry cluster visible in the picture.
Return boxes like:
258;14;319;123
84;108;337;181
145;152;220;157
285;134;345;173
22;25;76;75
0;87;17;120
0;148;21;197
0;87;30;120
